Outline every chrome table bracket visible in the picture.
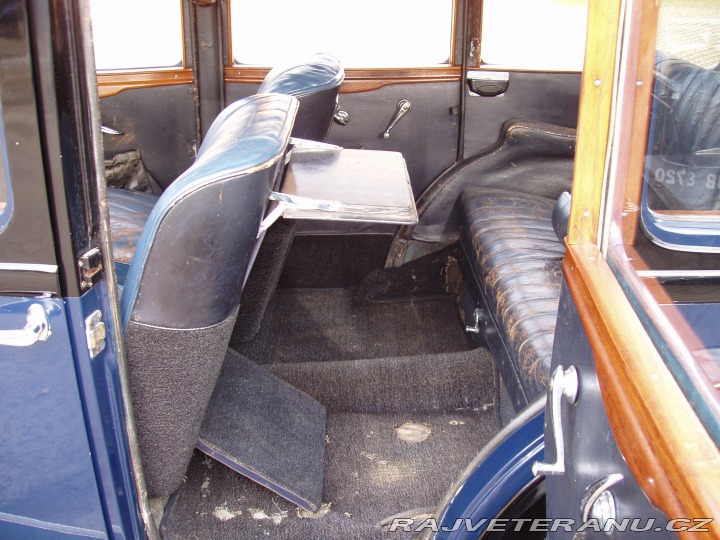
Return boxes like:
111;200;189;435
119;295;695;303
289;138;342;153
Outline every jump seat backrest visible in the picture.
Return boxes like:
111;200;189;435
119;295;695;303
108;54;344;285
258;53;344;142
121;93;298;498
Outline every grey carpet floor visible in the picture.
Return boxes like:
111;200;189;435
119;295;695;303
266;349;495;414
162;410;497;540
162;349;498;539
233;288;474;364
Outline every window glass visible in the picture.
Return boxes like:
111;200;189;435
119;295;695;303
230;0;454;67
90;0;184;71
0;102;12;234
640;1;720;250
607;0;720;444
480;0;589;71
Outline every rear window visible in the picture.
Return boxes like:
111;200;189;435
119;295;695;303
480;0;589;71
229;0;454;67
90;0;184;71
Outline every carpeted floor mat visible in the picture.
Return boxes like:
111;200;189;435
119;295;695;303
162;409;497;540
233;288;474;364
198;350;326;512
266;349;495;414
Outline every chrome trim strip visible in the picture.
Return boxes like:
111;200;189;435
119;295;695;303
637;269;720;279
0;263;58;273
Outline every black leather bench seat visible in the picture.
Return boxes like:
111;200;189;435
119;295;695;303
460;187;565;400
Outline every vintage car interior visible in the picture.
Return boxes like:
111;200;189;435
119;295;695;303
91;1;584;535
92;0;720;537
0;0;718;539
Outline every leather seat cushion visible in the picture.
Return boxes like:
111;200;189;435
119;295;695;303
460;188;566;398
107;187;158;284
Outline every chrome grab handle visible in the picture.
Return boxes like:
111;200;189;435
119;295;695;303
532;365;578;476
0;304;51;347
382;99;412;139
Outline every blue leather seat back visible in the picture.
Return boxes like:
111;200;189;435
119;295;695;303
258;53;344;141
121;94;299;329
119;93;298;498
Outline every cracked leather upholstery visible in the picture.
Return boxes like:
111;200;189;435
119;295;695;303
460;188;565;399
410;120;576;244
107;187;158;284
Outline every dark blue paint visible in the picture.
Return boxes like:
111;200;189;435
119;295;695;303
434;407;544;539
0;297;108;539
64;285;145;540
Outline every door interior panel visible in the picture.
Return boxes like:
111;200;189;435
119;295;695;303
463;71;581;157
327;82;460;197
99;84;197;189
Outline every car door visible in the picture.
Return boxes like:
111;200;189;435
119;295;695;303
0;1;145;538
542;0;720;536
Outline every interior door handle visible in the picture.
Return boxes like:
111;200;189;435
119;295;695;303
0;304;51;347
382;99;412;139
532;365;578;476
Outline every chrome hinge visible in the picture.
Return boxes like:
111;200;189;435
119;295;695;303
85;310;107;359
78;248;103;291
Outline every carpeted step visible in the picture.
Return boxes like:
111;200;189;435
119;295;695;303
198;350;326;512
266;349;495;414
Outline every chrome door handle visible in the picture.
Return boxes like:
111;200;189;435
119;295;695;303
333;110;349;125
532;365;578;476
0;304;51;347
382;99;412;139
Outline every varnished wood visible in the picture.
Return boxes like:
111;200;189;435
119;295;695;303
564;243;720;538
223;66;463;93
97;68;193;98
620;0;658;243
567;0;622;246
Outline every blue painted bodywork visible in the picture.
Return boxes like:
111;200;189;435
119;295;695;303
64;285;145;540
433;404;544;539
0;297;108;539
0;286;145;540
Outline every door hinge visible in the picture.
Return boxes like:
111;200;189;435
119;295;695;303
85;309;107;359
78;248;103;291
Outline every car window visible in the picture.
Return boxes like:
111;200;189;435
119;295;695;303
480;0;589;71
229;0;454;67
90;0;184;71
0;103;12;234
607;0;720;444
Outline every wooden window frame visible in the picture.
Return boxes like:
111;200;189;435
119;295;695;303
223;0;463;92
565;0;720;535
95;0;191;98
